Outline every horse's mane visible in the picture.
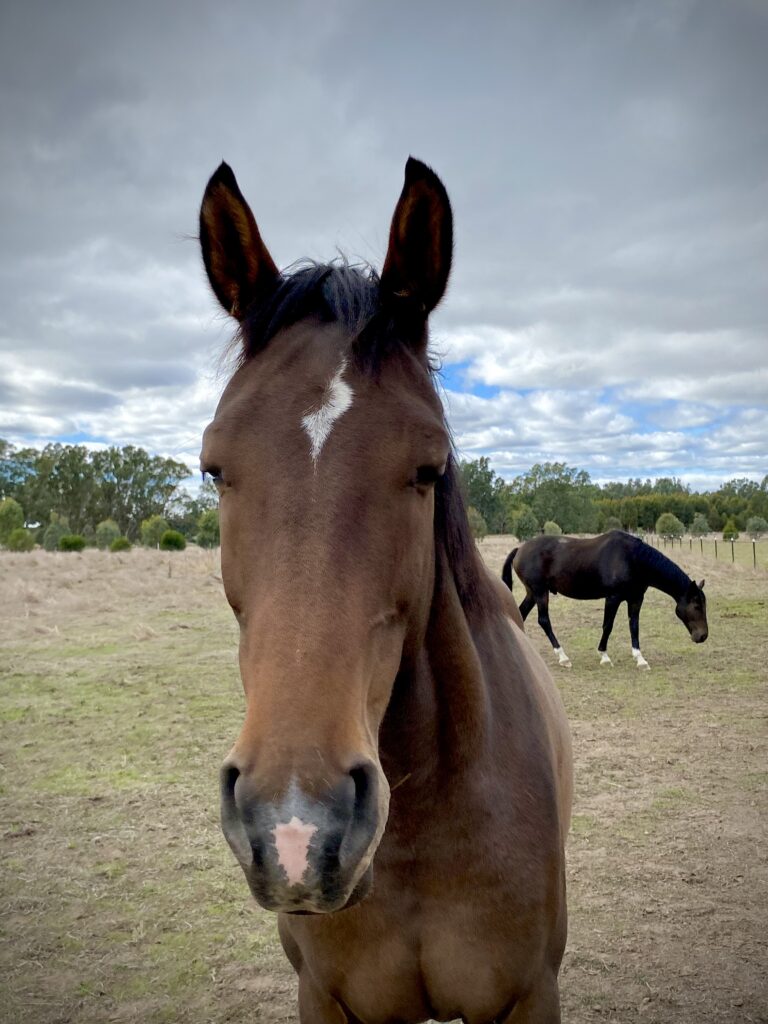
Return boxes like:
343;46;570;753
235;260;500;623
631;534;692;595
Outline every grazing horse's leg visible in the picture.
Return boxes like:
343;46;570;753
498;969;561;1022
597;595;622;665
627;593;650;670
519;590;536;621
535;593;571;668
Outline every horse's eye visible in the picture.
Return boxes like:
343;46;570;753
412;464;445;488
203;468;224;488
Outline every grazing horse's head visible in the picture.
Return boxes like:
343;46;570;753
199;159;454;913
675;579;708;643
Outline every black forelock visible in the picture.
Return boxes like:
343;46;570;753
238;260;382;361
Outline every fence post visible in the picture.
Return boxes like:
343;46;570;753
731;540;735;563
715;539;718;559
754;539;757;569
700;538;703;555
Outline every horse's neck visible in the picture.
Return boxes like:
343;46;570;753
637;542;690;599
380;550;489;787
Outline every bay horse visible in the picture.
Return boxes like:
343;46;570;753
502;530;708;669
199;158;572;1023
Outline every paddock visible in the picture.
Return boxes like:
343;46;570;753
1;543;766;1023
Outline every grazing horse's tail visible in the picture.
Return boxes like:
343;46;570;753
502;549;518;591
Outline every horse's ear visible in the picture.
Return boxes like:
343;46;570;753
380;157;453;320
199;162;279;321
699;579;705;589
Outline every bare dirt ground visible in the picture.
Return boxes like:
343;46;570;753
1;542;766;1023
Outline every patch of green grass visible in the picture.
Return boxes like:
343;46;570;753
650;786;689;811
570;813;601;837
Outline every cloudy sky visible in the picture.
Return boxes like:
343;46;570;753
1;0;766;490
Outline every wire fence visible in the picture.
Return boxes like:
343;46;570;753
648;534;766;569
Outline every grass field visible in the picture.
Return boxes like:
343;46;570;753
1;542;766;1023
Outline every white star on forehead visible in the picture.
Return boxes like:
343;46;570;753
301;359;354;465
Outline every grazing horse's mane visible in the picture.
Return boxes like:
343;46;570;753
631;533;692;596
231;260;500;623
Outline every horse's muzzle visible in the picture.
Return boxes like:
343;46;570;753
219;760;384;913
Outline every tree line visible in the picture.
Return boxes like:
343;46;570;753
458;458;768;540
0;439;218;551
1;439;766;552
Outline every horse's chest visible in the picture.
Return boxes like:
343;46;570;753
284;871;548;1024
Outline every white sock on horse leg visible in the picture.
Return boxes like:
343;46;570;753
632;647;650;669
554;646;572;668
600;652;612;666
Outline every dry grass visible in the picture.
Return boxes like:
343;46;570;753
1;543;767;1023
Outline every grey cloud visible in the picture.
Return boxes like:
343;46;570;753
0;0;766;485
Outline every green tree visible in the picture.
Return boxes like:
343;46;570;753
110;537;132;552
510;462;598;534
542;520;562;535
656;513;685;539
90;446;188;539
458;458;505;533
140;515;170;548
196;508;220;548
722;518;739;541
619;499;639;531
690;513;710;537
746;516;768;539
0;497;24;544
466;506;487;541
95;519;121;550
652;477;690;496
167;479;219;537
42;513;70;552
59;535;86;552
7;527;35;551
514;507;540;541
603;515;622;532
160;529;186;551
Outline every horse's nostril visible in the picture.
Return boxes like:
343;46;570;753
221;763;240;802
338;761;380;871
349;763;372;808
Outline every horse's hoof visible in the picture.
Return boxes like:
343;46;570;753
559;658;572;669
636;660;650;671
600;653;612;666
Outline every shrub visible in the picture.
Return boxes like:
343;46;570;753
95;519;121;549
159;529;186;551
690;513;710;537
543;520;562;536
514;507;540;542
43;513;70;552
0;498;24;545
722;518;739;541
196;508;220;548
7;527;35;552
59;534;86;552
110;536;132;552
656;512;685;539
603;515;622;532
746;515;768;539
466;506;487;541
140;515;169;548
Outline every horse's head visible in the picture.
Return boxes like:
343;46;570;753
199;159;453;913
675;578;708;643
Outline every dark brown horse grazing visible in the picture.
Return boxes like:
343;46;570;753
198;158;572;1023
502;530;708;670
